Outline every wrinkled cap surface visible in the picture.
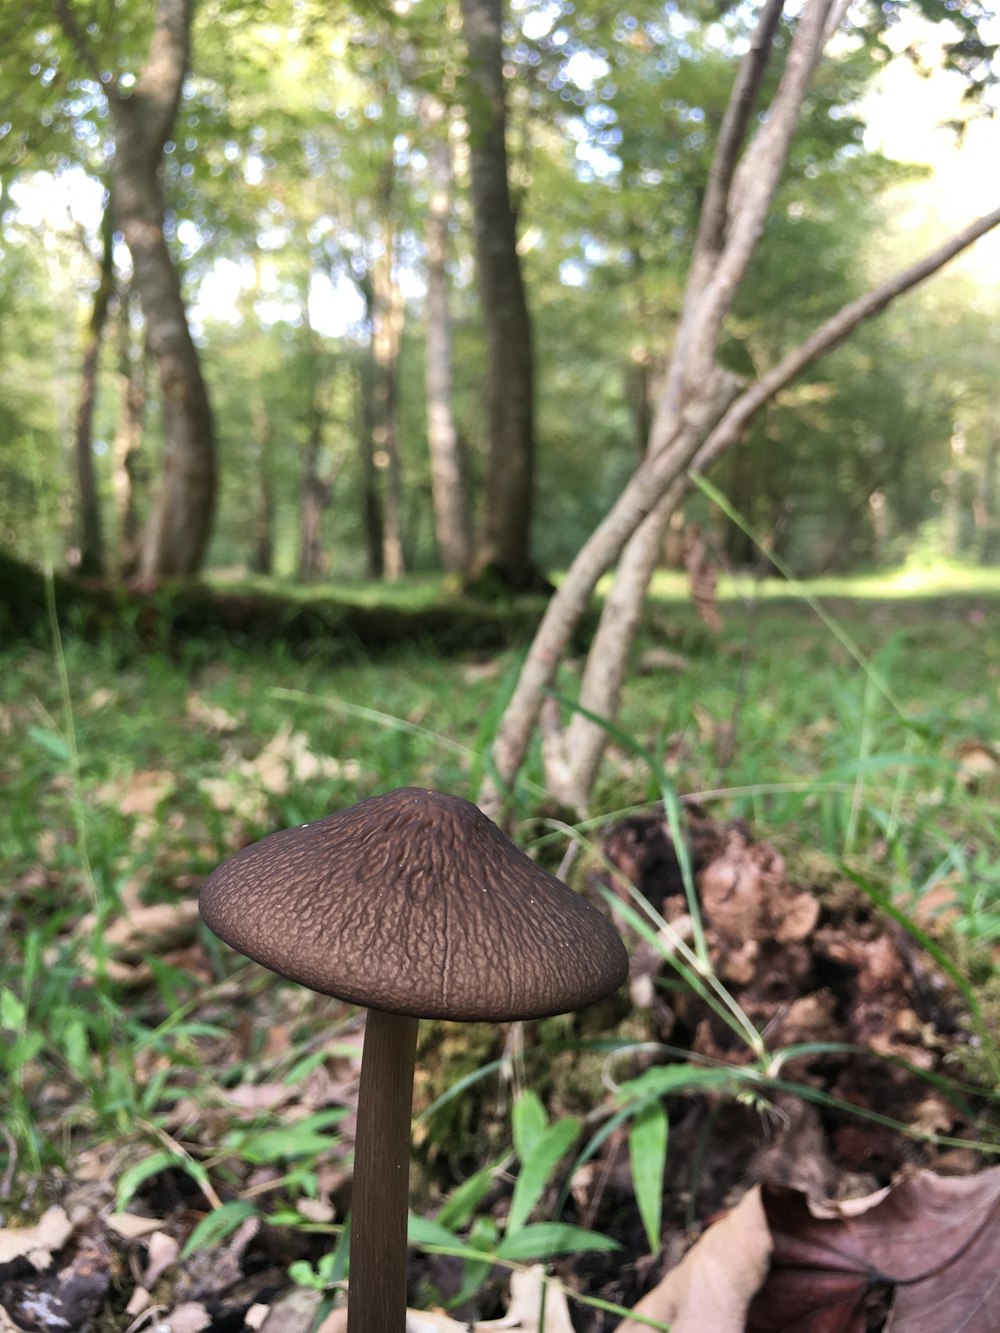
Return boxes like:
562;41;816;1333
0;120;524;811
199;787;627;1021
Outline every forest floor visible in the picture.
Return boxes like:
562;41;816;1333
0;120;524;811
1;572;999;1330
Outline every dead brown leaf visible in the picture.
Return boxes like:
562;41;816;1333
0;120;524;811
699;832;819;947
953;738;999;789
104;768;177;817
0;1224;111;1332
199;724;361;822
142;1231;180;1288
164;1302;212;1332
747;1166;1000;1333
104;1213;162;1240
186;692;242;734
484;1265;575;1331
618;1186;772;1333
0;1208;73;1269
265;1266;571;1333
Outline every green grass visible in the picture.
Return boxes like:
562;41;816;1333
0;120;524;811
1;572;998;1317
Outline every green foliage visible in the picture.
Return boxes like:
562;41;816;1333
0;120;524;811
1;567;999;1318
628;1098;668;1256
2;0;996;576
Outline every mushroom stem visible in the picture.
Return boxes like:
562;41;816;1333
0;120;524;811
348;1007;419;1333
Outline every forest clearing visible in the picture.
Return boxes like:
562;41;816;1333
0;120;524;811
3;581;999;1329
2;0;1000;1327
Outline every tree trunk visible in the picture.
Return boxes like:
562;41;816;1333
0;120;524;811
112;289;146;578
371;215;406;582
66;0;217;580
298;374;334;582
976;436;999;565
460;0;537;590
357;352;385;580
477;0;1000;820
250;398;274;576
73;199;115;577
424;106;473;576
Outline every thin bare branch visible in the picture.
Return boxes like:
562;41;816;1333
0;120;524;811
686;0;835;381
824;0;853;44
479;202;1000;819
652;0;833;452
690;202;1000;479
697;0;787;266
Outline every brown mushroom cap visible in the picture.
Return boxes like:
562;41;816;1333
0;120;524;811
199;787;627;1021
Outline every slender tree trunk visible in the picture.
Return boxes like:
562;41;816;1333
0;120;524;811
357;351;385;580
424;105;473;575
112;290;146;578
73;200;115;577
57;0;218;579
371;215;406;582
298;379;333;582
557;0;816;803
461;0;537;589
625;238;655;458
477;0;1000;820
976;436;999;565
250;398;274;576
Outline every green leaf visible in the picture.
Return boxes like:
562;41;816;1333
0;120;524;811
507;1115;581;1236
495;1222;618;1261
116;1151;214;1212
511;1088;547;1162
435;1160;500;1232
28;725;72;762
229;1109;346;1164
1;1032;43;1072
408;1213;463;1250
0;988;25;1030
181;1200;258;1258
629;1100;667;1256
618;1064;743;1100
60;1016;89;1078
116;1151;186;1210
448;1216;498;1309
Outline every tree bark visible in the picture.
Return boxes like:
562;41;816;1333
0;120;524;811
57;0;218;580
424;105;473;576
73;199;115;577
371;213;406;582
556;0;826;802
460;0;537;589
357;351;385;580
976;437;999;565
298;366;334;582
112;289;146;578
479;188;1000;819
250;398;274;576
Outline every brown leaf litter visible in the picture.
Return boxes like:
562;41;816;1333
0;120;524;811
571;804;998;1326
1;806;995;1332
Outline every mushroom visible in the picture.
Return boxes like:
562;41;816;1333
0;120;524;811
199;787;627;1333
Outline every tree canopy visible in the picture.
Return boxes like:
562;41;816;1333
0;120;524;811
0;0;997;585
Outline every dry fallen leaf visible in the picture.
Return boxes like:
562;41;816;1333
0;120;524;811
199;725;361;821
487;1264;575;1331
618;1186;773;1333
164;1301;212;1332
0;1225;111;1331
289;1265;570;1333
747;1166;1000;1333
142;1230;180;1289
105;1213;162;1240
0;1207;74;1269
186;691;242;733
